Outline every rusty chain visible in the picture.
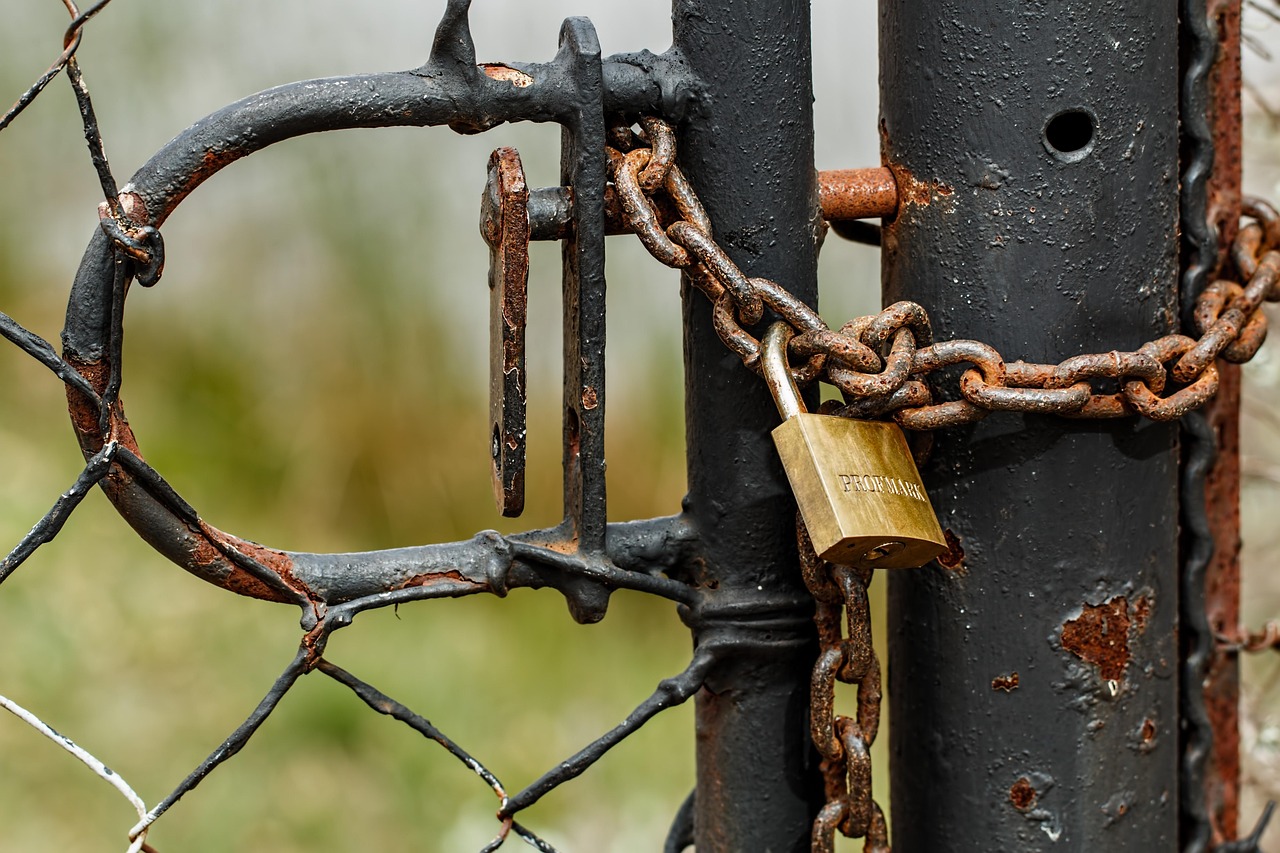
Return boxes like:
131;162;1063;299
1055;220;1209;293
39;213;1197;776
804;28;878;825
797;517;890;853
607;118;1280;433
607;116;1280;851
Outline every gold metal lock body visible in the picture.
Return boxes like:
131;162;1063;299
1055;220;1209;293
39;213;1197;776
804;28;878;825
763;323;947;569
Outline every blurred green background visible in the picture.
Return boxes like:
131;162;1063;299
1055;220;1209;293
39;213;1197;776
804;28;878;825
1;1;1279;850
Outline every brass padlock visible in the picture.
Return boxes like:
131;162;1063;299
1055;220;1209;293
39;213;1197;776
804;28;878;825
763;322;946;569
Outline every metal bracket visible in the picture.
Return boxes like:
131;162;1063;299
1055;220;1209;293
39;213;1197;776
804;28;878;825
480;147;529;518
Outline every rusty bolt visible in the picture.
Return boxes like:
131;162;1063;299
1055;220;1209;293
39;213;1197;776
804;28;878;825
818;167;899;221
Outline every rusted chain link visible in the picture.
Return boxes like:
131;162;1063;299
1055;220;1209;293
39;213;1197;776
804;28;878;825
1218;621;1280;653
607;118;1280;431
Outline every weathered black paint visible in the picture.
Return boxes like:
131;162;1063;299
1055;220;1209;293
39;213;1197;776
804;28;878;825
881;3;1180;851
673;0;825;848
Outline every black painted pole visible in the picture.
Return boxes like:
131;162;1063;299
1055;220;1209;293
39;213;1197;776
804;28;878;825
881;3;1180;850
673;0;825;848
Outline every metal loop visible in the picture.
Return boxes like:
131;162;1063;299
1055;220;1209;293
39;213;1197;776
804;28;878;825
1124;366;1220;421
863;300;933;351
828;326;916;398
961;370;1091;413
1123;335;1221;421
668;222;765;324
614;149;691;267
1195;280;1244;335
1175;257;1277;382
712;291;763;371
791;328;881;374
797;513;844;605
1233;222;1264;279
1193;280;1269;362
97;217;165;287
753;277;827;334
895;399;987;431
1047;350;1166;390
812;801;849;853
1244;195;1280;250
836;379;931;420
638;116;676;193
762;322;805;420
836;718;873;838
912;338;1006;384
810;647;844;761
663;162;713;236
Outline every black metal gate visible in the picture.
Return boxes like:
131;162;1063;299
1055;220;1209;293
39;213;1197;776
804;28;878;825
0;0;1273;850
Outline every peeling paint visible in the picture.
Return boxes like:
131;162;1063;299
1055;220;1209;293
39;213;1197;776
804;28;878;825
890;163;957;213
992;672;1020;692
480;63;534;87
1061;597;1133;682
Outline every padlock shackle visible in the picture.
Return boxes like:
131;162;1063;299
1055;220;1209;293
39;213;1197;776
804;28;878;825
762;321;807;421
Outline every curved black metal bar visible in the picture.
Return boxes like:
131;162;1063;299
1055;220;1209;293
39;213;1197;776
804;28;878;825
1180;0;1219;329
1178;2;1228;850
497;644;719;820
663;789;695;853
1182;410;1217;853
59;0;701;611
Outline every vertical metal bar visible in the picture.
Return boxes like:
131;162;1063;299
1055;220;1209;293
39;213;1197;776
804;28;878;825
559;20;608;545
1182;0;1244;845
881;4;1181;850
672;0;825;848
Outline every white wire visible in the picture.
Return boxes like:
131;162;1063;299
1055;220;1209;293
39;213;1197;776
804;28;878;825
0;693;150;852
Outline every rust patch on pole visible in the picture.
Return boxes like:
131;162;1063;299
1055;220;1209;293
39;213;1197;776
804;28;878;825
991;672;1019;693
1061;597;1133;682
1009;777;1038;812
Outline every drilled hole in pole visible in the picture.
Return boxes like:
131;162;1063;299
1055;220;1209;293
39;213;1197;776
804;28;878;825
1043;109;1096;162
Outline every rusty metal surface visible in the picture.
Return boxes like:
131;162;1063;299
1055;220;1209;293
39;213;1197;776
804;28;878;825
481;146;529;517
602;109;1280;850
799;523;890;852
1200;2;1244;847
818;167;899;221
1204;362;1243;846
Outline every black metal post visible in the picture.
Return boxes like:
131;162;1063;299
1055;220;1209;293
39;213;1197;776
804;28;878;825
881;3;1181;851
673;0;825;848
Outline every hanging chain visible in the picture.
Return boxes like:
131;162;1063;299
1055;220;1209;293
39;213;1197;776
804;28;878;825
606;119;1280;432
798;517;890;853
